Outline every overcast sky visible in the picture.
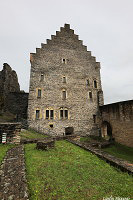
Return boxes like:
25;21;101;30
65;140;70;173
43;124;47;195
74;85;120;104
0;0;133;104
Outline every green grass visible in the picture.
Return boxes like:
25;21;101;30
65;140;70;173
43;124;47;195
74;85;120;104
24;141;133;200
20;129;47;139
103;142;133;163
0;144;15;165
80;136;106;143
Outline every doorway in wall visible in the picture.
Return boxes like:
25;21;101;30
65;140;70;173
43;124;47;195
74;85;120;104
65;127;74;135
101;121;112;140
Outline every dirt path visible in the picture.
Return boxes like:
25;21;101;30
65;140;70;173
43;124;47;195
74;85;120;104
0;145;29;200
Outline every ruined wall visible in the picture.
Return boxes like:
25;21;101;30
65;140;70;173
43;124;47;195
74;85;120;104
0;123;21;144
28;24;104;136
100;100;133;147
0;63;20;95
6;92;28;119
0;63;28;121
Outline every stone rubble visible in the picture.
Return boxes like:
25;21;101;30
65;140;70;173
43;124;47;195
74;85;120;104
0;145;29;200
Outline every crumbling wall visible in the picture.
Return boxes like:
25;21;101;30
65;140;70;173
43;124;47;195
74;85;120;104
100;100;133;147
0;63;28;121
0;123;21;144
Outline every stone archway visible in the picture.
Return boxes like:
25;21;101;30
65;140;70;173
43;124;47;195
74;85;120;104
101;121;112;140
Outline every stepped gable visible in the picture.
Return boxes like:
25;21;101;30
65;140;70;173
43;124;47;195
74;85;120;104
30;23;100;66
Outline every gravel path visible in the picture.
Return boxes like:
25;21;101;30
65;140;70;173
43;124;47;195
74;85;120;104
0;145;29;200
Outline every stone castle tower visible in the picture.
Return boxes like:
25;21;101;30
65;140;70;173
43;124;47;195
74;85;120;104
28;24;104;136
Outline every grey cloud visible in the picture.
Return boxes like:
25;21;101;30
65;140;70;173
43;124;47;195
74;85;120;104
0;0;133;104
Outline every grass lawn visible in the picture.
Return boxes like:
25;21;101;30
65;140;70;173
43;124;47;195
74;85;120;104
20;129;47;139
0;144;15;165
103;142;133;163
24;141;133;200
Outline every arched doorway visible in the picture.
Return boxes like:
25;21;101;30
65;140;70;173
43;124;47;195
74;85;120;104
101;121;112;140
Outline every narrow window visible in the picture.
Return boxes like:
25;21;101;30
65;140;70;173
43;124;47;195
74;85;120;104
60;110;63;119
89;91;92;99
38;89;41;98
65;110;68;119
40;74;44;81
86;80;89;86
62;91;66;100
50;110;54;119
93;115;96;123
94;80;97;88
49;124;53;128
62;58;66;64
63;76;66;83
46;110;49;119
36;110;40;119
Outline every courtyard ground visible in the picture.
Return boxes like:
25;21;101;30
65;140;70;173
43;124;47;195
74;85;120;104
24;141;133;200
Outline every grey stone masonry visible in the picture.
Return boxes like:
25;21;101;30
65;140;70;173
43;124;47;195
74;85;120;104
0;123;21;144
28;23;104;136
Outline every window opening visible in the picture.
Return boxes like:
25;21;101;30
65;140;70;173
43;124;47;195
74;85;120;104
50;110;54;119
94;80;97;88
40;74;44;81
62;91;66;100
93;115;96;123
89;91;92;99
38;89;41;98
63;76;66;83
46;110;49;119
65;110;68;119
36;110;40;119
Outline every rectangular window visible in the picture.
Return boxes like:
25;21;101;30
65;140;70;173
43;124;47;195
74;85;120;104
60;110;63;119
94;80;97;88
65;110;68;119
40;74;44;81
36;110;40;119
50;110;54;119
46;110;49;119
62;91;66;99
38;89;41;98
63;77;66;83
89;91;92;99
93;115;96;123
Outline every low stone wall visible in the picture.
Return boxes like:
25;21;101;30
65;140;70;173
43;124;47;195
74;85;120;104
67;139;133;175
0;123;21;144
36;139;55;150
20;134;77;144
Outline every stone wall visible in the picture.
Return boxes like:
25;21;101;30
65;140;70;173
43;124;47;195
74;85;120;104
100;100;133;147
6;92;28;120
28;23;104;136
0;63;28;121
0;123;21;144
0;63;20;96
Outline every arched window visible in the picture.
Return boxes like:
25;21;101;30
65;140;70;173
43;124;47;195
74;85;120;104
60;108;68;119
46;109;54;119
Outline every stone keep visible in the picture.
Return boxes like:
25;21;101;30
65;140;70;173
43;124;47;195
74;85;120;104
28;24;104;136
